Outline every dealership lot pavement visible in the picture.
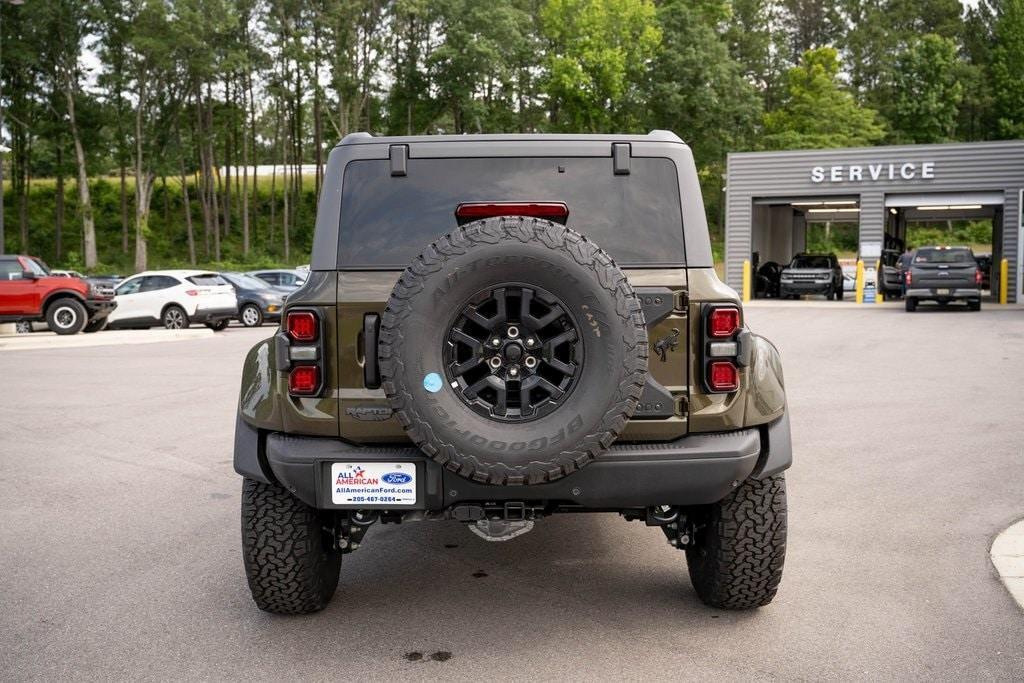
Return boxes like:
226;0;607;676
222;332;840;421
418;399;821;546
2;306;1023;681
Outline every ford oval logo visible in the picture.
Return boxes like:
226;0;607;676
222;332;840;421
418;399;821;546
382;472;412;485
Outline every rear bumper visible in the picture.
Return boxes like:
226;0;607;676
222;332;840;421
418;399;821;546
234;412;793;510
905;287;980;300
191;306;237;323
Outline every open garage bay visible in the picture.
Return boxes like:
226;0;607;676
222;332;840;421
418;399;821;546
1;307;1023;680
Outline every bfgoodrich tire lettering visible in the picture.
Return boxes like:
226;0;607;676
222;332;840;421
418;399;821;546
378;216;648;486
241;478;341;614
685;474;787;609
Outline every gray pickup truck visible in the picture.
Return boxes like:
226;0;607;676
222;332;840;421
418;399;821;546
904;246;982;312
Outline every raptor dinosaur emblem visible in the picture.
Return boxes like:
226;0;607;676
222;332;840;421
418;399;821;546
653;328;680;363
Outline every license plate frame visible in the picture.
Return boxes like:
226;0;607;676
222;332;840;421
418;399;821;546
329;462;418;507
936;288;951;295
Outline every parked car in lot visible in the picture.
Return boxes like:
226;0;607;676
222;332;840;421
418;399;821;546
107;270;237;330
220;272;286;327
50;269;86;279
905;246;982;312
0;255;116;334
235;131;791;615
247;269;307;292
779;252;843;300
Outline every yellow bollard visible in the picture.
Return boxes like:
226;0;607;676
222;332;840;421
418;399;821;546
875;260;883;303
1000;258;1009;305
742;259;752;302
855;260;865;304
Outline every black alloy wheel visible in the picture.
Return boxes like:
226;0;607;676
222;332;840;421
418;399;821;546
443;284;581;422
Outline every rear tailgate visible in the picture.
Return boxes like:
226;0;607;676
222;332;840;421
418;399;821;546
186;274;239;310
912;262;977;289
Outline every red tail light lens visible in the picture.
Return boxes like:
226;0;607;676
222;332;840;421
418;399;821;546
455;202;569;220
905;271;912;286
708;361;739;392
708;307;740;338
185;289;199;297
975;269;983;285
287;311;318;342
288;366;320;395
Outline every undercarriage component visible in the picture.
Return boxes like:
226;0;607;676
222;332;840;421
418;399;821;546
332;511;376;553
468;519;535;542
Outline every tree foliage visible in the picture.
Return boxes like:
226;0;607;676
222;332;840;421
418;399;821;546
0;0;1021;270
762;47;886;149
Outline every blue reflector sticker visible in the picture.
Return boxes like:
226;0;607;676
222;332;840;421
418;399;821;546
423;372;443;393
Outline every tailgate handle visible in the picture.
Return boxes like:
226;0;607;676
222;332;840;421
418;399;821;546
363;313;381;389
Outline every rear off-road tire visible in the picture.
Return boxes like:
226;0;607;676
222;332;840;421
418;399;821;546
241;478;341;614
378;216;648;486
685;474;787;610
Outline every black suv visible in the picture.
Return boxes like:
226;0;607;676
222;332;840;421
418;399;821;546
779;253;843;300
234;132;791;614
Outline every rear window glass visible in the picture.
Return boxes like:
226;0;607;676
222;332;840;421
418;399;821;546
914;248;973;264
186;274;227;286
791;255;831;269
338;156;685;268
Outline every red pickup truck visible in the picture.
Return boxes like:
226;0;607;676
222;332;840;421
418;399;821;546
0;255;116;334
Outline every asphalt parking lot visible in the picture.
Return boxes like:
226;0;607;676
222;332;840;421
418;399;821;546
2;305;1023;681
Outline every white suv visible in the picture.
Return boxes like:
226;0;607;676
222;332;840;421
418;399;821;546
107;270;238;331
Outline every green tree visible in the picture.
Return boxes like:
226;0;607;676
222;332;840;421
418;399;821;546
991;0;1024;138
540;0;660;132
762;47;886;149
644;0;761;167
427;0;532;133
888;34;963;143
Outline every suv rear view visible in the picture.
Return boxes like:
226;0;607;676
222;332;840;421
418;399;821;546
233;132;792;614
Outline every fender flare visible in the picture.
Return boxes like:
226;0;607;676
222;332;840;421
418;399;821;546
41;289;87;314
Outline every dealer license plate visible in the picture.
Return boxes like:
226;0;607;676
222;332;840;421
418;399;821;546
936;288;950;295
331;463;416;506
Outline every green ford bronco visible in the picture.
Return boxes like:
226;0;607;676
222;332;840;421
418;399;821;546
234;131;791;614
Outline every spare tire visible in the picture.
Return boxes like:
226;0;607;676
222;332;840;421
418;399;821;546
379;216;648;485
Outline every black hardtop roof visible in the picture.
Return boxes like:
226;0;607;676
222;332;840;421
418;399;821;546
335;130;685;148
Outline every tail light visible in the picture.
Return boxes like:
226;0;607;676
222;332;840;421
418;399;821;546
455;202;569;221
702;304;744;394
975;269;983;285
708;307;740;338
288;365;320;395
287;311;318;342
284;309;323;397
708;361;739;392
185;289;199;297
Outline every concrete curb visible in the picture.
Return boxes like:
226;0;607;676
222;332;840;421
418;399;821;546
0;328;215;351
991;519;1024;610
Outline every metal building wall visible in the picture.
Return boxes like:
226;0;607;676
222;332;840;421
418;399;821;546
725;140;1024;302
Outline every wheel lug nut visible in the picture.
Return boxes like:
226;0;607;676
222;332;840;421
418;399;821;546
491;338;501;347
508;366;519;377
488;356;502;370
524;356;538;369
507;326;520;339
526;337;536;347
